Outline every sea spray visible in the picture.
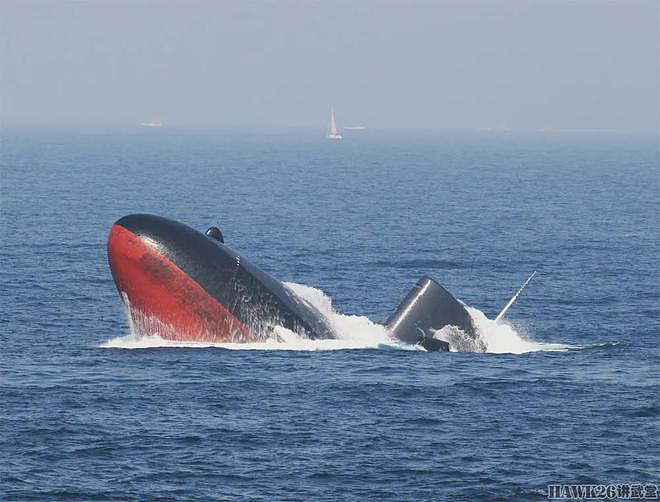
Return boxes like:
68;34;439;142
102;282;569;353
466;306;574;354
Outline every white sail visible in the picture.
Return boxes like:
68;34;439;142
330;110;337;135
328;108;342;140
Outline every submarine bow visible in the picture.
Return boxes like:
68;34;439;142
107;214;336;343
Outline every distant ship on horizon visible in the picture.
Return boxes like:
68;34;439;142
328;108;342;140
477;120;511;133
140;121;163;128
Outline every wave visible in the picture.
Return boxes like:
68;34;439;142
460;306;575;354
101;282;575;354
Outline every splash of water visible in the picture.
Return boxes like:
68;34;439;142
433;306;575;354
101;282;400;351
101;282;571;353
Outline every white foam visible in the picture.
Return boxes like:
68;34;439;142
101;282;398;351
101;282;573;353
283;282;395;348
464;306;575;354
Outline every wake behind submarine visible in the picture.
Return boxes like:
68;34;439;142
108;214;530;351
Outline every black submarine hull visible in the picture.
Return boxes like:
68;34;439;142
108;214;335;343
108;214;477;350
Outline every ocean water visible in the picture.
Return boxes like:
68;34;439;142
1;128;658;500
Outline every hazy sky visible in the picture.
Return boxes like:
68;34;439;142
1;0;658;132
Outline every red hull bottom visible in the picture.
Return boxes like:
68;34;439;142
107;224;256;343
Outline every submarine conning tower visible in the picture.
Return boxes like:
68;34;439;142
385;276;477;352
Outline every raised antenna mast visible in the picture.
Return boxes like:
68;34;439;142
495;271;537;323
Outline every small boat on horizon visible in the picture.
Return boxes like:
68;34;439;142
140;121;163;128
328;108;342;140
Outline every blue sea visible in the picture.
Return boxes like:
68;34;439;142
1;128;658;500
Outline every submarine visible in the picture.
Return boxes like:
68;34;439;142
107;214;486;351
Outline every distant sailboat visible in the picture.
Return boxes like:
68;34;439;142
328;108;342;140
